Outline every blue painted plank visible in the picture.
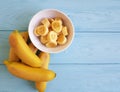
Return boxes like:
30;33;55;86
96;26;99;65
50;64;120;92
1;64;120;92
0;0;120;31
0;31;11;64
70;11;120;32
52;32;120;64
1;31;120;64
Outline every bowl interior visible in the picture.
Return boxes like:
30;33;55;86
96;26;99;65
29;9;74;53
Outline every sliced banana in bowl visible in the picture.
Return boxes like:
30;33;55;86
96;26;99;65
47;31;58;42
28;9;74;53
57;33;67;45
51;20;62;33
34;25;48;36
33;17;69;48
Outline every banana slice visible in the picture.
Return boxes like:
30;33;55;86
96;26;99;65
51;20;62;33
40;35;48;44
41;18;50;27
62;26;68;36
34;25;48;36
46;41;57;48
55;17;62;24
57;33;67;45
47;31;58;42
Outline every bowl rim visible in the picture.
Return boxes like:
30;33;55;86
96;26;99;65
28;9;75;53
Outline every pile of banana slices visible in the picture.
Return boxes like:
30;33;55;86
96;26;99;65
34;17;69;48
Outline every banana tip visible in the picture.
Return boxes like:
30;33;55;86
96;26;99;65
54;73;57;78
3;60;9;65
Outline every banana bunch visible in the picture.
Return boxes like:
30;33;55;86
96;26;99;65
4;30;56;92
34;17;69;48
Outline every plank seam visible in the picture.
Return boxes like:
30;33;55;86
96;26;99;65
1;30;120;33
1;63;120;65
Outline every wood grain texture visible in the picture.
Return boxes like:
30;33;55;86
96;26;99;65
1;64;120;92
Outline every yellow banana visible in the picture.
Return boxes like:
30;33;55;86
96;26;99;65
8;48;19;62
8;31;29;62
4;60;56;82
7;31;56;91
9;30;42;67
34;25;49;36
20;31;29;42
36;52;50;92
51;20;62;33
28;41;50;92
39;52;50;69
28;43;38;54
57;33;67;45
36;82;46;92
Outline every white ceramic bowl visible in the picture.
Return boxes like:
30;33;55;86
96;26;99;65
28;9;74;53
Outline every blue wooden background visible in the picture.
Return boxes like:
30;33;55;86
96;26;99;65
0;0;120;92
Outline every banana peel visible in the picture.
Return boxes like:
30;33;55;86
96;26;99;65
9;32;28;62
9;30;42;67
6;31;56;92
4;60;55;82
36;52;50;92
